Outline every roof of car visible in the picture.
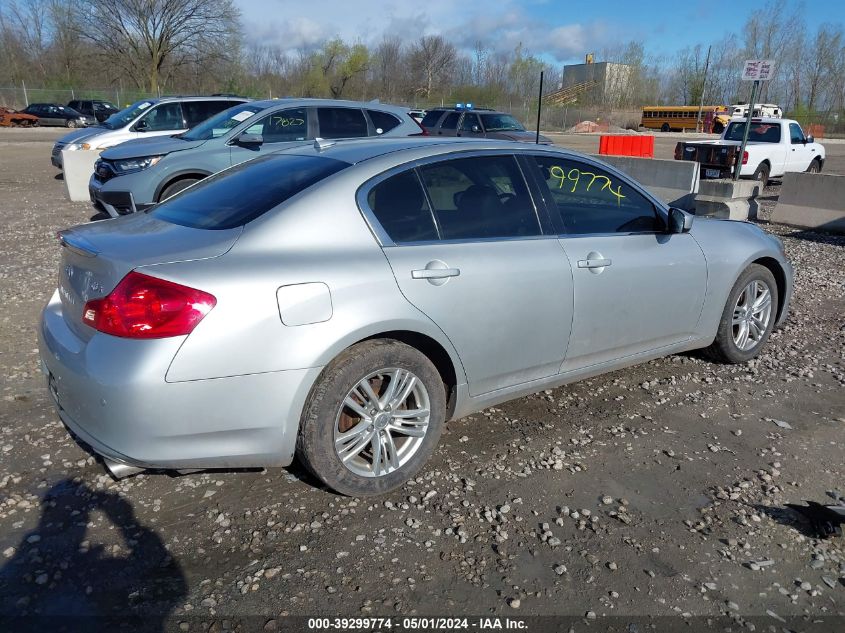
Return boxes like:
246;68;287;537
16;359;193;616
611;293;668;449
270;137;566;165
244;98;413;112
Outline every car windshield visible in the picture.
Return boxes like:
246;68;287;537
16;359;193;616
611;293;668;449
180;103;269;141
150;154;350;230
725;121;782;143
59;106;83;117
100;100;157;130
480;113;525;132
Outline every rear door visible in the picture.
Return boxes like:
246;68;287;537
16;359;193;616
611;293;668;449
527;153;707;370
364;152;574;396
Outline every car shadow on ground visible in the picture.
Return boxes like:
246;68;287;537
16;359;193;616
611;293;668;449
0;479;187;633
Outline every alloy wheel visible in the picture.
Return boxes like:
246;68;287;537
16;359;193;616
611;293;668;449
334;368;431;478
732;279;773;351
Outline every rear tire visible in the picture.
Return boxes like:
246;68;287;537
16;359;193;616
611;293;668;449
65;119;76;128
712;122;724;134
752;163;770;188
159;178;200;202
661;123;670;132
705;264;778;364
297;339;446;496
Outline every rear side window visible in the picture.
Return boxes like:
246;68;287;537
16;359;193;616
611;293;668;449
439;112;460;130
367;171;438;243
317;108;367;139
531;155;662;234
252;108;308;143
420;110;445;127
184;101;228;127
367;110;401;134
418;155;541;240
150;155;350;230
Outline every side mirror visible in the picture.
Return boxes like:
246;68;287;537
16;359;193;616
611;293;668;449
667;207;694;234
471;125;481;133
806;135;814;144
235;132;263;146
135;119;148;132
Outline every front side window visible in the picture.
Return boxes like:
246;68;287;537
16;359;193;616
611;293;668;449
532;155;662;235
789;122;805;144
150;154;349;230
479;113;525;132
460;113;480;132
418;155;540;240
367;171;438;243
249;108;308;143
139;102;184;131
317;107;367;139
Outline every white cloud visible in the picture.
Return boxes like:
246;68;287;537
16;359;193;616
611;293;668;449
237;0;620;62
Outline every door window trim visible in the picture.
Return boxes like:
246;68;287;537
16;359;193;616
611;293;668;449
356;150;557;247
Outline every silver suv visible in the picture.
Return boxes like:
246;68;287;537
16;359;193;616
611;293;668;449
89;99;425;216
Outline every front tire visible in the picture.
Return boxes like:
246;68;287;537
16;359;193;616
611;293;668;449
661;123;670;132
159;178;200;202
297;339;446;496
706;264;778;364
65;119;76;128
807;158;821;173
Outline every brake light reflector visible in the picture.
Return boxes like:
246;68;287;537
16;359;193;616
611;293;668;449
742;151;749;165
82;271;216;338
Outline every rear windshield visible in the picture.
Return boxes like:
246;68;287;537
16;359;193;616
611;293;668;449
420;110;445;127
150;154;350;230
725;121;782;143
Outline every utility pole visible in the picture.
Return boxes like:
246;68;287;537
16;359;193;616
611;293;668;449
22;80;28;107
696;45;712;132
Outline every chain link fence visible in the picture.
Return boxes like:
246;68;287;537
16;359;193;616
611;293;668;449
0;85;160;110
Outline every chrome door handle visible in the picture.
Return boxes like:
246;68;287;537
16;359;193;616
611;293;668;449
577;258;612;269
412;268;461;279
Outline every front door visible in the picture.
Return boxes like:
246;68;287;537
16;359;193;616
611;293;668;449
228;107;310;167
526;154;707;370
365;154;574;396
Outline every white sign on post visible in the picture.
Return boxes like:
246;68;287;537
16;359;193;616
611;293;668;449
742;59;775;81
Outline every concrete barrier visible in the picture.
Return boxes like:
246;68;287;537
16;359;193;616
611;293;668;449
695;179;760;221
771;172;845;234
61;149;98;202
594;154;699;209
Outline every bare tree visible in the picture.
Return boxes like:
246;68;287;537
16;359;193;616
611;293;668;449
75;0;241;92
409;35;456;99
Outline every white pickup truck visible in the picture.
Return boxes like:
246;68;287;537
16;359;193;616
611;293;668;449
674;117;825;187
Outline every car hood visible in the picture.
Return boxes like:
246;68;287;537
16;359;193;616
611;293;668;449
101;136;207;160
57;127;104;144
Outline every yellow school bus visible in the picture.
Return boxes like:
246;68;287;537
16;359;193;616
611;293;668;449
641;106;730;133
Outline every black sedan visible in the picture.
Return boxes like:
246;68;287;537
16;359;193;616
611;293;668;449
18;103;95;128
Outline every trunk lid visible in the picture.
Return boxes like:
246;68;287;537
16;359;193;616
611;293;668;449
58;213;240;339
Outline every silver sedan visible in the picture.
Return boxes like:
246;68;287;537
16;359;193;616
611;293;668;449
39;138;793;495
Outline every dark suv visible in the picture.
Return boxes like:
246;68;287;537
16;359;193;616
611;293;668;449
420;107;552;144
67;99;120;123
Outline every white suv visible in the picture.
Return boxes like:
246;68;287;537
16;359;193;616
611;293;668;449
51;95;249;169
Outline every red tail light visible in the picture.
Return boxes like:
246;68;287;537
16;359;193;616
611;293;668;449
82;271;216;339
742;151;749;165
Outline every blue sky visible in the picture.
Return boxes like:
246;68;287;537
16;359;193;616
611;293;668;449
236;0;844;63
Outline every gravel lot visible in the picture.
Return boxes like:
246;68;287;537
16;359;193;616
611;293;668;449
0;133;843;632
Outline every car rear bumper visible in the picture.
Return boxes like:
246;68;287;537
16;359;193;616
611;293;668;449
39;290;319;471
